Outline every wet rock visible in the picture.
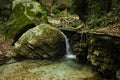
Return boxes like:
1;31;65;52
48;13;84;30
13;23;66;59
0;59;106;80
116;69;120;80
71;33;88;64
0;54;10;65
87;35;120;79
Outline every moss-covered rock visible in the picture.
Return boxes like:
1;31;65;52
4;0;48;42
116;69;120;80
12;0;47;21
0;59;106;80
13;23;66;59
71;33;88;64
48;13;83;30
87;35;120;78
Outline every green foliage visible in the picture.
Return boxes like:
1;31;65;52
53;4;67;14
86;0;120;29
66;0;75;14
52;0;75;15
4;18;31;39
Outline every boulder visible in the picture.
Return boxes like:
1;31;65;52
5;0;48;41
12;0;47;21
14;23;66;59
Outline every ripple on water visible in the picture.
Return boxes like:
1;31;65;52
0;58;106;80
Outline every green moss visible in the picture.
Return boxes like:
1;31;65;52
1;0;49;40
53;9;61;14
52;4;66;14
5;18;32;39
56;12;70;17
88;36;120;78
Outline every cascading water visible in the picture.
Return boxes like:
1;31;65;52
60;31;76;59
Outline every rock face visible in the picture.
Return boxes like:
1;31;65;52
14;24;66;59
87;34;120;78
71;33;88;64
65;27;120;79
116;69;120;80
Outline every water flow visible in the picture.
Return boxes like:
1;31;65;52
60;31;76;59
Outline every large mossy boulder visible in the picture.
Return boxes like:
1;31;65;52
5;0;48;42
13;24;66;59
12;0;47;21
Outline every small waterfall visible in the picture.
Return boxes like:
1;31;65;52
60;31;76;59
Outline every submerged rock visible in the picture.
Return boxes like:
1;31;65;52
13;23;65;59
0;59;106;80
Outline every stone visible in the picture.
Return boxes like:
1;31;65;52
116;69;120;80
71;33;88;64
87;35;120;78
0;59;106;80
12;0;47;21
0;54;10;65
6;0;48;40
48;13;83;30
13;23;66;59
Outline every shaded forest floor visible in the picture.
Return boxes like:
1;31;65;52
97;22;120;34
91;16;120;36
0;34;13;56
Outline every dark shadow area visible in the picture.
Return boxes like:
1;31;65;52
12;23;36;45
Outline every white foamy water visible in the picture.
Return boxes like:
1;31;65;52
60;31;76;59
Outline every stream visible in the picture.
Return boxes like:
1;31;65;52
0;32;105;80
